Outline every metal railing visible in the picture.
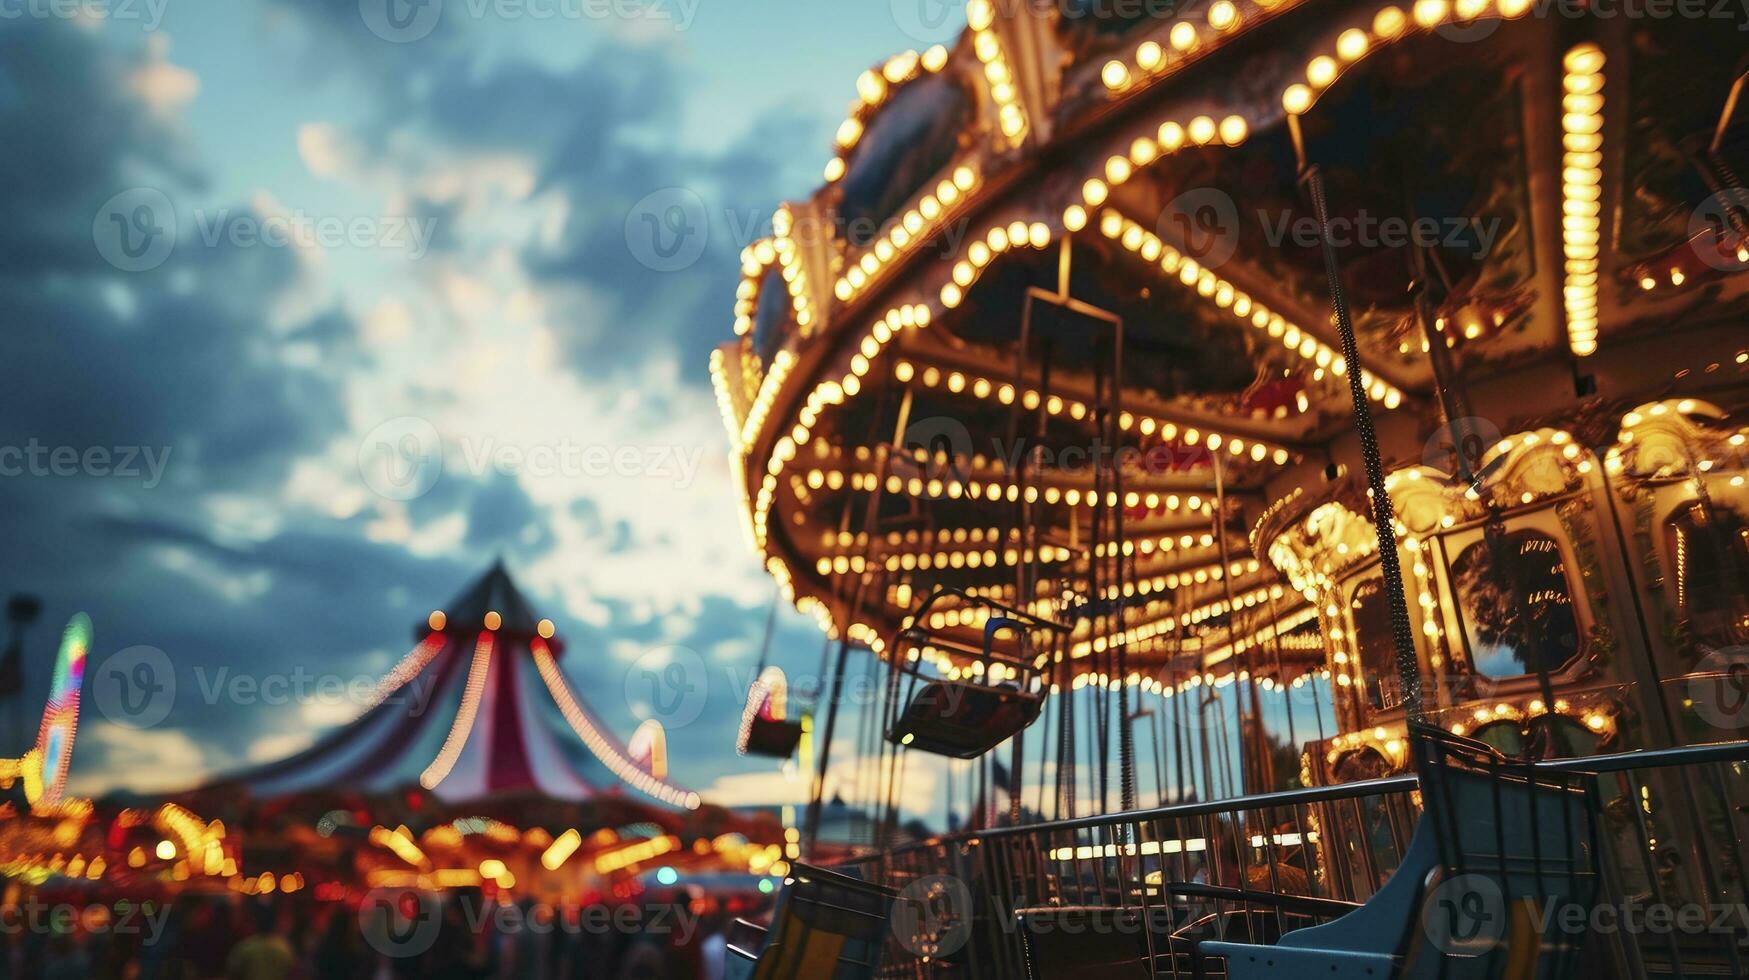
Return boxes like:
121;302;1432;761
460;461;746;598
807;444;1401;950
833;739;1749;978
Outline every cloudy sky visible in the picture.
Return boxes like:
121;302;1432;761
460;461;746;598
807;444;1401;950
0;0;969;804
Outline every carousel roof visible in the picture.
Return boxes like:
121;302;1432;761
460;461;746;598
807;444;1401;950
712;0;1749;681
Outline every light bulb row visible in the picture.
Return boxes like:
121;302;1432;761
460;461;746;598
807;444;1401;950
1099;0;1259;94
893;356;1296;462
533;641;701;809
1562;43;1605;356
825;45;952;183
1094;209;1404;408
834;166;979;305
419;632;494;791
966;0;1029;144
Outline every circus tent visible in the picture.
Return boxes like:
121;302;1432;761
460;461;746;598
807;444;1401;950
212;562;700;810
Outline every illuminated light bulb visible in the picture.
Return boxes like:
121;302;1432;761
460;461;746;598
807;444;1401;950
1219;115;1248;145
856;70;886;104
1170;21;1197;51
1137;41;1164;70
1374;5;1407;34
1336;28;1368;61
1412;0;1448;25
1102;61;1130;90
1158;121;1185;150
1064;204;1088;231
1188;116;1216;144
1208;0;1238;29
1106;156;1133;184
1083;179;1110;205
1307;56;1338;89
835;118;862;148
1283;84;1313;115
1563;43;1604;75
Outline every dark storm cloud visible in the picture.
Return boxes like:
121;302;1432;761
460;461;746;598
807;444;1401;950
0;20;203;277
265;0;822;380
464;472;553;552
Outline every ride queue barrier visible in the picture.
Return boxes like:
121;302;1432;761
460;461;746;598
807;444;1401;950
819;739;1749;979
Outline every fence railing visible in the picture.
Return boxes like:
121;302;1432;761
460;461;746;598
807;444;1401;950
832;739;1749;978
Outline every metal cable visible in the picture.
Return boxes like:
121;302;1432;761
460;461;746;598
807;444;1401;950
1304;166;1424;723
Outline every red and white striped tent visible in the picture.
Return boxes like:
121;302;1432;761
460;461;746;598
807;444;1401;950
219;563;699;809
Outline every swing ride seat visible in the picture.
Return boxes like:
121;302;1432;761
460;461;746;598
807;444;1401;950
888;675;1045;759
1202;725;1602;980
723;863;897;980
886;602;1065;761
743;716;805;759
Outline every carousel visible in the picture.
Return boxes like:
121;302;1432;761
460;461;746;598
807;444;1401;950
711;2;1749;973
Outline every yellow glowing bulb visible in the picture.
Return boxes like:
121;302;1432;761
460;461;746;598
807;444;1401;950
1336;29;1368;61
